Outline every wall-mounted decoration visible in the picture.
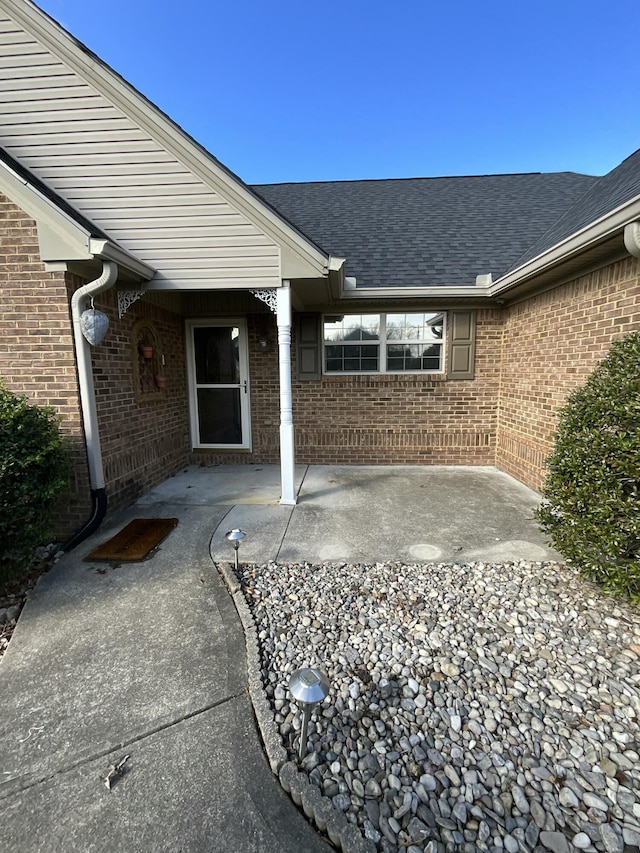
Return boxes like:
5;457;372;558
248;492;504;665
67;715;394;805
80;298;110;346
132;319;166;402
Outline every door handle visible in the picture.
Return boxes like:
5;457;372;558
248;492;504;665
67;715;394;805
243;380;248;394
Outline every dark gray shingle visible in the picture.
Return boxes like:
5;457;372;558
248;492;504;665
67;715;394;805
253;171;598;288
511;148;640;269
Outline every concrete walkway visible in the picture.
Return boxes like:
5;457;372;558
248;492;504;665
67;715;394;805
0;465;559;851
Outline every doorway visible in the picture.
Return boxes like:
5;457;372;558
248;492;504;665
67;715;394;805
186;320;251;449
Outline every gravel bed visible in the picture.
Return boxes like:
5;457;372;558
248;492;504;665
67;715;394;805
236;559;640;853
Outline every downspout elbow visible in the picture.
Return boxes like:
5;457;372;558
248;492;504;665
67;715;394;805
623;222;640;258
71;259;119;328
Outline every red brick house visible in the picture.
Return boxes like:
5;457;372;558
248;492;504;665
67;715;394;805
1;0;639;544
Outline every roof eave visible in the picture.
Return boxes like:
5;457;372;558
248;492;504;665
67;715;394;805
88;238;155;281
1;152;154;281
489;194;640;296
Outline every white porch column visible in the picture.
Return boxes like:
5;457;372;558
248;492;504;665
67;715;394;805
277;282;297;505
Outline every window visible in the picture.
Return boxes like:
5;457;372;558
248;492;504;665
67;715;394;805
323;312;445;374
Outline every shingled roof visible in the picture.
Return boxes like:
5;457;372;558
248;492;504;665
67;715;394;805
253;171;599;288
511;147;640;271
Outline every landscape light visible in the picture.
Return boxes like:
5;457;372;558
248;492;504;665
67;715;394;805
224;528;246;571
289;667;330;762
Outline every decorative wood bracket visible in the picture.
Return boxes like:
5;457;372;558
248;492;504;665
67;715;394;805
251;289;278;314
118;290;145;318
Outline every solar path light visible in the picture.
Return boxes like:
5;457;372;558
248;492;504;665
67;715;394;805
289;667;330;763
225;528;246;571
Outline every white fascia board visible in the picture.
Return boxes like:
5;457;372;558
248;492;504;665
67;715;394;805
6;0;330;280
489;194;640;295
88;238;155;280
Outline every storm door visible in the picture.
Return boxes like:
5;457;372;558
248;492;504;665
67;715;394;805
187;320;251;449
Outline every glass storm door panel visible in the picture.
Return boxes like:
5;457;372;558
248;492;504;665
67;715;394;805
188;322;251;448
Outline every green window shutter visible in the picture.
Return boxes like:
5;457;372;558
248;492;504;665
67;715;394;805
296;313;321;380
447;310;476;380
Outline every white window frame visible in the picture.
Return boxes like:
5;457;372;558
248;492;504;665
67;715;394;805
322;312;446;375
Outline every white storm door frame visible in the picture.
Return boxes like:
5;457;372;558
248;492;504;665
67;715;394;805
186;318;252;450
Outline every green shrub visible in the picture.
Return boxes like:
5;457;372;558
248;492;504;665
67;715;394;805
535;331;640;602
0;384;70;586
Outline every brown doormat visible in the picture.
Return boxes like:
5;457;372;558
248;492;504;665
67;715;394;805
86;518;178;562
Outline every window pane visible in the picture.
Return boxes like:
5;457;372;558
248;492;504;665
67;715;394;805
324;344;379;372
386;313;444;342
322;312;445;373
422;343;442;370
194;326;240;384
323;314;380;342
344;353;360;371
197;388;242;443
387;343;442;371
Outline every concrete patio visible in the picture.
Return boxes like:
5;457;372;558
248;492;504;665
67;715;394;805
137;463;561;566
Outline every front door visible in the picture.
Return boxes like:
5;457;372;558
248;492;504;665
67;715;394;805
187;320;251;449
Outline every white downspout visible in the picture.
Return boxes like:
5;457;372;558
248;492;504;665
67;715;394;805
61;260;119;552
70;260;118;492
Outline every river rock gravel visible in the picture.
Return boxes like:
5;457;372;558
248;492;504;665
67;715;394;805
236;559;640;853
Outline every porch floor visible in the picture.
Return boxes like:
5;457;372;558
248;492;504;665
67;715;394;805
136;464;561;565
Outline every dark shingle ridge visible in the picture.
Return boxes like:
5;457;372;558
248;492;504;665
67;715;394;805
256;170;566;186
254;170;599;288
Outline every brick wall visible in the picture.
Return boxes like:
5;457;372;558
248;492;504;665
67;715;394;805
78;284;191;513
1;192;191;536
292;309;501;465
496;256;640;491
191;309;503;467
0;194;92;536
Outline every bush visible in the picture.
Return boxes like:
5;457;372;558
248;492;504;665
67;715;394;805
0;384;70;586
535;331;640;602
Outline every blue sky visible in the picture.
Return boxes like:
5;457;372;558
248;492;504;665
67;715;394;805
37;0;640;184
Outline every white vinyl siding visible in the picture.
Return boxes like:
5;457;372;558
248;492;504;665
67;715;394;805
0;13;281;289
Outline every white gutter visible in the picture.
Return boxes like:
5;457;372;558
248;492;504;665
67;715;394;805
70;260;119;491
326;255;346;272
89;238;155;280
339;284;488;300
